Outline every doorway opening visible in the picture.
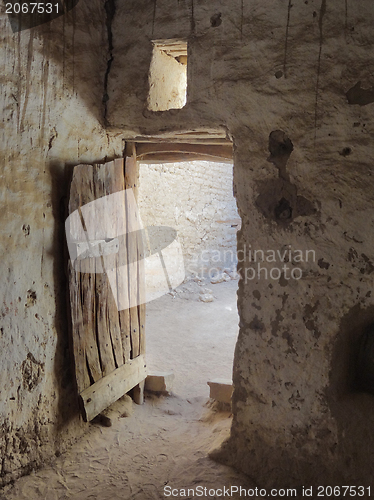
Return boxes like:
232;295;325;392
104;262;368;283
136;142;240;400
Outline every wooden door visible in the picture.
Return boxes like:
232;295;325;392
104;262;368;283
66;158;146;422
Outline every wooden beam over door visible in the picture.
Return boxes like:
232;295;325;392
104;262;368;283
129;142;233;163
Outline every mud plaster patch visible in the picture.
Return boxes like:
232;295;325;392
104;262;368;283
21;353;44;391
256;131;316;225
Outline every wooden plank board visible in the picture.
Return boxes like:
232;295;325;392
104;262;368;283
92;161;125;372
137;226;146;356
68;165;98;391
137;153;233;164
129;146;146;357
129;130;230;144
127;148;146;358
68;261;91;392
107;279;124;369
135;142;233;162
132;379;145;405
82;272;102;382
79;355;147;422
124;156;140;359
112;160;132;364
132;138;230;145
95;272;117;376
96;160;126;368
119;308;131;363
128;271;140;357
68;166;98;279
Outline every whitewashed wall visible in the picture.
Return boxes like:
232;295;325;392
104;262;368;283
138;160;240;277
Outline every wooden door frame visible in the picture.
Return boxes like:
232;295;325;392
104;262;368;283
125;138;233;164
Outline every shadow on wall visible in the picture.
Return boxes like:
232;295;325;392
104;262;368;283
210;304;374;489
11;1;112;129
255;130;316;226
327;304;374;484
49;161;80;430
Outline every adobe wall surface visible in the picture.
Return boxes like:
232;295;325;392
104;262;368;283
0;1;124;485
1;0;374;490
107;0;374;488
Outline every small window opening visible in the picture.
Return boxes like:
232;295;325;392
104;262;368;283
147;39;187;112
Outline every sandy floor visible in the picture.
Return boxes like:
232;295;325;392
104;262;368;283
146;277;240;398
2;279;255;500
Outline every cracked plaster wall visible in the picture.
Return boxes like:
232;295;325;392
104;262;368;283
107;0;374;488
0;0;124;486
1;0;374;490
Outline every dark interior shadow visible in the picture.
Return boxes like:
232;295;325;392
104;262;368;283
327;303;374;484
20;1;111;129
49;161;80;430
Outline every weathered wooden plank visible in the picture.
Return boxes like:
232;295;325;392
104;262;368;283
125;148;139;198
130;129;229;143
132;379;145;405
138;307;146;355
125;156;140;358
119;309;131;363
139;153;233;164
68;164;94;215
137;228;146;356
97;160;127;367
112;159;132;364
81;272;102;382
79;355;147;422
68;166;97;392
91;161;125;372
134;142;233;163
118;227;131;363
68;165;97;275
95;272;116;376
128;277;140;358
128;145;146;357
107;282;124;369
68;261;90;392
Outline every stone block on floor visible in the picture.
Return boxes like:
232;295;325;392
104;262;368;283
145;371;175;393
207;378;233;403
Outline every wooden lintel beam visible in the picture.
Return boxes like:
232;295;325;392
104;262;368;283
133;142;233;163
137;154;233;164
128;132;230;144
